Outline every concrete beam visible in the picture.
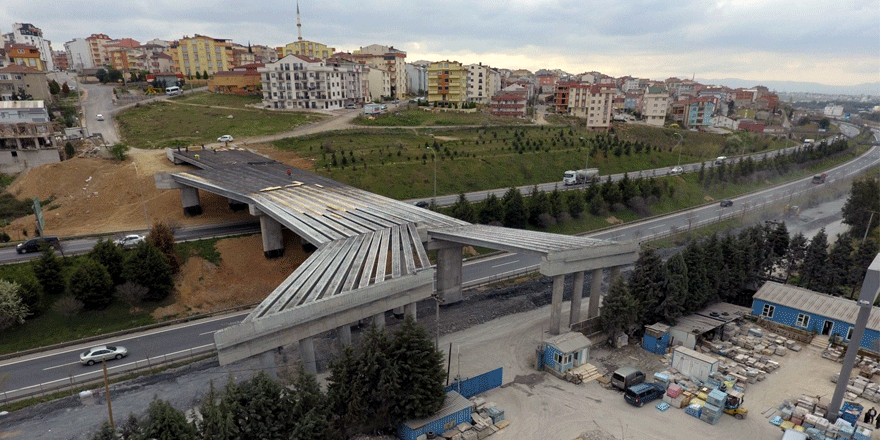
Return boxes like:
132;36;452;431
549;274;565;335
154;173;184;190
300;337;317;375
587;268;603;319
180;186;202;216
165;148;184;164
569;271;585;327
539;245;638;277
436;245;463;304
260;350;278;381
259;215;284;259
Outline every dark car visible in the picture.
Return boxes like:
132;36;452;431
16;236;61;254
624;382;666;407
720;199;733;208
414;201;430;208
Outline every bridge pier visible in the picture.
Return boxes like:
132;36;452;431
180;186;202;216
436;245;463;304
337;324;352;346
260;350;278;381
587;268;603;319
405;303;417;321
250;205;284;258
569;271;585;326
374;312;386;329
549;274;566;335
300;337;317;375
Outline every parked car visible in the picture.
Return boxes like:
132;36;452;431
96;114;104;121
114;234;145;248
16;236;61;254
217;135;234;143
345;104;357;109
670;166;683;175
80;345;128;366
624;382;666;407
611;367;645;390
720;199;733;208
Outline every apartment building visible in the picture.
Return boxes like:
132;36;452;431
405;63;427;95
64;38;91;70
209;63;263;95
465;63;499;104
535;70;557;94
171;35;233;76
106;38;142;72
490;93;527;118
624;92;641;112
259;54;365;110
5;44;44;71
642;86;669;127
427;60;466;106
277;40;335;60
0;64;50;101
230;45;256;67
86;33;112;68
0;100;60;174
351;44;406;99
251;45;278;64
554;81;574;113
685;96;718;128
52;50;68;71
569;83;615;131
3;23;54;71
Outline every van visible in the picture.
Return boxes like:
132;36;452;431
16;236;61;254
165;86;181;96
624;383;665;407
611;367;645;390
714;156;727;165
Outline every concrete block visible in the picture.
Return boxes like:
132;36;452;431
461;430;478;440
495;420;510;430
457;422;473;432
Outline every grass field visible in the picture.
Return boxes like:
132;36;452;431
116;92;326;149
275;124;794;199
352;108;532;127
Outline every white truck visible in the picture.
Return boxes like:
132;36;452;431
364;103;384;115
562;168;599;185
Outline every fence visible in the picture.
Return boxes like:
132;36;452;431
445;367;503;399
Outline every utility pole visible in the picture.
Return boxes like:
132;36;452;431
427;146;437;203
674;132;683;168
102;358;115;432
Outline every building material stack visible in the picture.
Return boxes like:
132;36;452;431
700;389;726;425
773;395;874;439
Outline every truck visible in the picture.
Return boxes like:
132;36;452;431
562;168;599;185
811;173;827;184
714;156;727;165
363;103;384;115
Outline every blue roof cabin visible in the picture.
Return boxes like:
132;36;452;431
540;332;592;376
398;391;471;440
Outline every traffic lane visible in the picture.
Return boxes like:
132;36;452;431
463;253;540;287
0;312;248;392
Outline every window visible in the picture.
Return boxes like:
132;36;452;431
846;327;854;340
554;353;562;364
796;313;810;328
761;304;775;318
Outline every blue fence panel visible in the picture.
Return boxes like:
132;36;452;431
445;367;503;398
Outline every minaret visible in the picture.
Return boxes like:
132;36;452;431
296;2;303;41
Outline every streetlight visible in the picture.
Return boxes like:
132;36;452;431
674;132;683;169
426;146;437;203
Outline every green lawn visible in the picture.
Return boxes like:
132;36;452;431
352;108;532;127
171;92;262;109
116;92;326;149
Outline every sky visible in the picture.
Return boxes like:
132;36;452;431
2;0;878;87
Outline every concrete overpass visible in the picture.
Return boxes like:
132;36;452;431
156;147;638;373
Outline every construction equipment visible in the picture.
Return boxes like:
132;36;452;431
723;389;749;419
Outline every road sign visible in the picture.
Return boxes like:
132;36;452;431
33;197;44;236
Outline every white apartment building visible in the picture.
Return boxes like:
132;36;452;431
3;23;54;71
64;38;92;71
642;86;669;127
568;83;616;130
405;63;427;95
351;44;406;99
259;54;365;110
466;63;500;104
366;68;391;102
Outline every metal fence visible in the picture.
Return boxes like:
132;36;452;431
445;367;503;399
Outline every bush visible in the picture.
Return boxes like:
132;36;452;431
123;241;173;302
52;295;84;317
116;281;148;308
69;259;115;309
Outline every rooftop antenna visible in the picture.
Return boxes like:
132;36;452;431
296;1;303;41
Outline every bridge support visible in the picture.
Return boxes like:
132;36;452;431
374;312;386;329
337;325;352;346
260;350;278;381
180;186;202;216
436;245;463;304
300;337;317;375
228;198;248;212
405;303;417;321
250;205;284;258
549;274;565;335
569;271;585;326
588;268;603;319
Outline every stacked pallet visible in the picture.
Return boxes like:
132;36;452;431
773;395;871;439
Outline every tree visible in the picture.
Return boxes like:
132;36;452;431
784;232;808;283
52;295;84;317
818;117;831;130
196;381;237;440
478;193;502;224
800;228;829;291
286;366;331;440
139;398;197;440
599;278;639;340
89;239;125;285
64;142;76;159
567;190;584;218
326;346;366;438
89;420;116;440
123;241;174;301
11;87;33;100
450;193;475;223
69;258;115;309
16;275;44;317
0;280;28;330
527;187;549;226
195;71;202;80
61;82;71;95
660;253;689;324
148;221;181;274
48;79;61;95
827;235;854;295
351;325;398;433
501;187;527;229
388;316;446;422
203;70;209;79
95;68;108;83
33;246;65;296
683;241;710;308
627;249;666;326
842;177;880;236
221;373;293;440
109;142;130;161
107;68;123;83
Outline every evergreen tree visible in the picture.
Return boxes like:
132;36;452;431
683;241;709;308
768;222;790;273
527;187;549;226
123;241;173;301
148;221;180;274
353;325;398;433
222;373;292;440
660;253;689;323
327;346;366;438
450;193;475;223
627;249;665;325
119;412;143;440
33;246;65;296
827;235;854;295
567;190;584;218
800;228;830;291
599;278;639;339
851;239;879;296
287;366;331;440
16;274;44;317
720;234;746;300
842;177;880;235
478;193;503;224
501;187;527;229
139;398;198;440
785;232;808;283
388;316;446;422
548;188;566;220
702;234;723;300
69;259;115;309
89;238;125;285
196;381;238;440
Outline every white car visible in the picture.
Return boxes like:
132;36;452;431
114;234;145;248
80;345;128;366
96;114;104;121
670;166;683;175
217;135;234;143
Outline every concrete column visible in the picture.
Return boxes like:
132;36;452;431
337;325;352;346
610;266;622;283
405;303;417;321
393;306;404;316
299;337;317;375
180;186;202;216
588;268;604;319
260;350;277;381
569;271;585;327
549;274;565;335
374;311;386;329
259;215;284;259
436;246;463;304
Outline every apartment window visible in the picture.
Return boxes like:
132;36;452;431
796;313;810;328
761;304;774;318
846;327;854;340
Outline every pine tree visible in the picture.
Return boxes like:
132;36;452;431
842;177;880;234
33;246;65;296
450;193;475;223
478;193;503;224
785;232;808;283
851;239;879;296
599;278;639;339
567;190;585;218
548;188;566;220
800;228;830;291
683;241;709;308
501;187;527;229
527;187;549;226
388;316;446;422
123;241;173;301
827;235;854;295
148;221;180;274
140;398;198;440
89;238;125;285
119;412;143;440
288;366;331;440
89;420;116;440
327;346;366;438
660;254;689;324
196;381;238;440
353;325;399;432
69;258;115;309
628;249;665;325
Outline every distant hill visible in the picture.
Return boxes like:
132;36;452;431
695;78;880;96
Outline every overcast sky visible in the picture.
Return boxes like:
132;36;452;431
2;1;877;87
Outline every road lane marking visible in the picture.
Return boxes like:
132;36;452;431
199;330;217;336
43;361;81;371
491;260;520;268
649;224;665;230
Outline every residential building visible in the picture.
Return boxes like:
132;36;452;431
3;23;54;71
466;63;499;104
366;67;390;102
684;96;718;128
0;65;51;101
52;50;68;71
670;100;686;124
251;45;278;64
490;93;527;118
427;60;466;106
732;88;755;107
230;45;256;67
351;44;406;99
171;34;233;76
711;115;737;130
0;100;61;174
259;54;365;110
554;81;574;113
4;44;44;71
106;38;142;72
326;55;367;104
642;86;669;127
209;63;263;95
405;63;427;95
277;40;335;60
738;119;765;133
140;51;173;74
86;33;113;68
535;69;557;94
755;93;779;111
64;38;92;70
623;92;641;112
0;47;6;69
569;83;615;131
